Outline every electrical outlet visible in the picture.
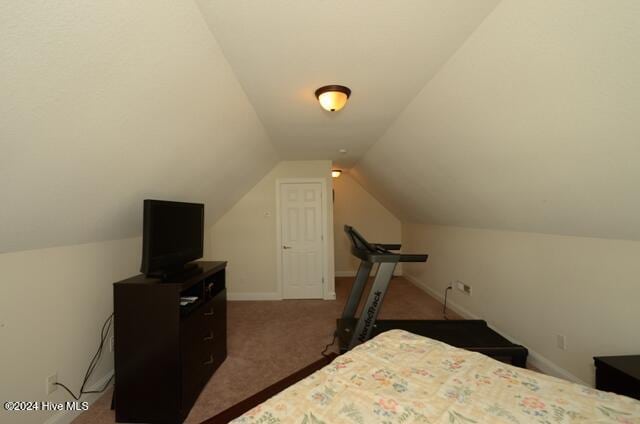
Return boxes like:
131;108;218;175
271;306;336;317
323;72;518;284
110;336;115;353
455;280;472;295
556;334;567;350
46;373;58;395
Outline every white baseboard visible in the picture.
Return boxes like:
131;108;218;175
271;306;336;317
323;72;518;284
227;292;282;301
335;270;403;278
227;291;337;301
323;292;336;300
404;274;588;386
43;370;113;424
335;270;357;277
525;348;588;385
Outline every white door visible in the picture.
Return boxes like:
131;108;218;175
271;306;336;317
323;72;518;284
280;182;324;299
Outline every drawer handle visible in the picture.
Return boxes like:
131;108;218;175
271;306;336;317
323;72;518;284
204;308;214;316
204;355;214;365
204;331;213;341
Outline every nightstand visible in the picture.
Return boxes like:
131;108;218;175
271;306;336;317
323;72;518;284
594;355;640;400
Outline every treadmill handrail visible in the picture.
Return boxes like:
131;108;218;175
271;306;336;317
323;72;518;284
344;225;428;263
375;243;401;251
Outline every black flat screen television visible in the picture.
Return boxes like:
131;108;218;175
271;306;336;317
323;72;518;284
140;199;204;277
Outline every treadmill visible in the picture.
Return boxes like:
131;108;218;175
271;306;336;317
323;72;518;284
336;225;528;367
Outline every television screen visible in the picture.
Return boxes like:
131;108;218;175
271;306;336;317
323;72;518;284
140;200;204;276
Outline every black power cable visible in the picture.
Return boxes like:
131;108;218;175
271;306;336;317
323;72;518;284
443;285;453;320
320;331;338;358
55;313;115;400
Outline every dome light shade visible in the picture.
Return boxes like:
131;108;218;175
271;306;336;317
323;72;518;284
315;85;351;112
332;170;342;178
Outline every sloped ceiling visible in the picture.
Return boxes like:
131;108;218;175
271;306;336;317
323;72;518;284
354;0;640;240
0;1;278;253
196;0;500;166
3;0;639;254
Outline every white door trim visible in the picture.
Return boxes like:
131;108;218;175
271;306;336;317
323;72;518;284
275;178;329;299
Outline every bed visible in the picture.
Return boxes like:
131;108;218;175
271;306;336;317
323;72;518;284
228;330;640;423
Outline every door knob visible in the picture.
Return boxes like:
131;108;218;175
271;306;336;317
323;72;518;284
283;245;292;249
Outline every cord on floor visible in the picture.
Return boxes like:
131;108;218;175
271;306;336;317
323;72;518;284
320;331;338;358
55;313;115;400
443;285;453;320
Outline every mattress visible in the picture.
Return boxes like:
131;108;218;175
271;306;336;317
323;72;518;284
230;330;640;423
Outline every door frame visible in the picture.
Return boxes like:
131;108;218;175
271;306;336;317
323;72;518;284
275;178;329;300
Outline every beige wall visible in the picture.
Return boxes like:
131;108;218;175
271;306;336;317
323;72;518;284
208;161;335;299
1;1;275;422
0;238;140;424
354;0;640;241
333;172;401;276
0;0;277;254
402;222;640;385
196;0;499;162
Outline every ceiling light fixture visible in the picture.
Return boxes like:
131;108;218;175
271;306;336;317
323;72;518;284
331;170;342;178
315;85;351;112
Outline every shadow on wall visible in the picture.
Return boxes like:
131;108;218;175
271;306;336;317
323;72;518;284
332;172;402;276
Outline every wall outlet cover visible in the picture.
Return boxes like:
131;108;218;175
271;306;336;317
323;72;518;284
556;334;567;350
456;280;472;295
46;373;58;395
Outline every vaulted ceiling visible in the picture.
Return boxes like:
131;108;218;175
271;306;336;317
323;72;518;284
0;1;278;253
352;0;640;240
2;0;640;254
197;0;500;166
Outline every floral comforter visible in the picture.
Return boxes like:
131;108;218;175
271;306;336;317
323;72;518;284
231;330;640;423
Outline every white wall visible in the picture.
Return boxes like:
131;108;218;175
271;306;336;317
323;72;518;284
352;0;640;387
402;223;640;385
0;2;276;422
208;161;335;299
0;0;278;254
354;0;640;241
0;238;140;424
332;172;401;276
196;0;500;163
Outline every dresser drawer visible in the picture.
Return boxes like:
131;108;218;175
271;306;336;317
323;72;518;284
181;300;217;356
182;297;214;329
594;356;640;400
180;302;216;412
596;362;640;400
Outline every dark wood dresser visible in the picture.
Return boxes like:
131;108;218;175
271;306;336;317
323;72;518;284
113;261;227;423
594;355;640;400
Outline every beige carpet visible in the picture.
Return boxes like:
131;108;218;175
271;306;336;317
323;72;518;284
73;276;457;424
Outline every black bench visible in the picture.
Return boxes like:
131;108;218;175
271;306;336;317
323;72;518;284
338;319;528;367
